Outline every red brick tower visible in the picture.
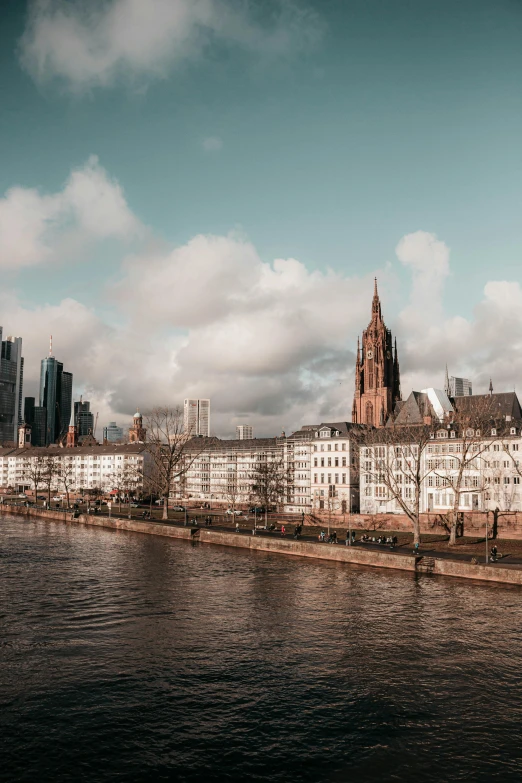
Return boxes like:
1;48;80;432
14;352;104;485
66;410;78;448
352;279;401;427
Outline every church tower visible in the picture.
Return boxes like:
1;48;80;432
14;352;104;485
352;279;401;427
66;408;78;448
128;409;147;443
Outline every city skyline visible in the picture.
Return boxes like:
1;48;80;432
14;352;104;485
1;0;522;437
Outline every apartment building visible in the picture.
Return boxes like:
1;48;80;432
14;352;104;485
0;444;150;495
360;421;522;515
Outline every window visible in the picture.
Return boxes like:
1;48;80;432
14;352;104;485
320;473;324;483
334;474;339;484
314;458;318;467
513;444;519;451
327;444;331;451
327;458;332;467
504;477;510;485
511;428;517;435
514;477;520;485
503;461;510;469
342;444;346;451
342;474;346;484
321;458;324;467
364;487;372;497
314;474;318;483
334;444;338;451
491;428;497;436
494;444;500;452
327;474;331;484
342;457;347;467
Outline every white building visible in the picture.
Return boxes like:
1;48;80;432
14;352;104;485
236;424;253;440
184;398;210;437
360;421;522;515
0;444;151;496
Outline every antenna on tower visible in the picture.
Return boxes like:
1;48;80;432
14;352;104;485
49;335;53;357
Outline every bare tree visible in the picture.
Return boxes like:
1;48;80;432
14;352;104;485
431;399;493;545
41;455;60;506
59;457;76;508
143;406;203;520
354;424;435;546
23;454;46;498
250;456;287;525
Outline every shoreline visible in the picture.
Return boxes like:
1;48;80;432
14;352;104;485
2;504;522;586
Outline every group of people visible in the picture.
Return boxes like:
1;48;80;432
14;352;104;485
318;530;338;544
360;534;398;548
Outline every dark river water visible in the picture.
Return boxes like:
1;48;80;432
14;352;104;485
2;514;522;782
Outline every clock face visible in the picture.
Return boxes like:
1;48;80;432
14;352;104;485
366;350;373;359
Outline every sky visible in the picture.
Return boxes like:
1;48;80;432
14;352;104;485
2;0;522;438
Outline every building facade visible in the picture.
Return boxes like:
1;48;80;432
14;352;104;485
360;411;522;515
0;443;150;495
0;328;24;444
236;424;253;440
74;399;94;436
103;422;124;443
184;398;210;437
352;280;401;427
39;350;73;445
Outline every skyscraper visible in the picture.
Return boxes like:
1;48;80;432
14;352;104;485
74;398;94;436
39;338;73;445
0;327;24;443
184;399;210;437
444;367;472;398
103;421;124;443
236;424;253;440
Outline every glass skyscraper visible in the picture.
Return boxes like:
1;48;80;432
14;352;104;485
0;327;23;444
74;399;94;436
39;353;73;445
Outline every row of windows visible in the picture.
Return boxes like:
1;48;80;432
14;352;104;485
313;473;347;484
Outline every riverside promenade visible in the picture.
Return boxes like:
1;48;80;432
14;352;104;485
3;503;522;586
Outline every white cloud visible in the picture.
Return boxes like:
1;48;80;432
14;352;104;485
4;170;522;438
202;136;223;152
0;156;142;270
20;0;323;92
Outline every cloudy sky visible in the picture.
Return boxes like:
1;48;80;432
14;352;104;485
2;0;522;437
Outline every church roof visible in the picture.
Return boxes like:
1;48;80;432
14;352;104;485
452;392;522;420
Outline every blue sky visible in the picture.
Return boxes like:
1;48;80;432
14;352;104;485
2;0;522;435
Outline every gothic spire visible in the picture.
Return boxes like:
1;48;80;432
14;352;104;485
372;277;382;320
489;378;494;395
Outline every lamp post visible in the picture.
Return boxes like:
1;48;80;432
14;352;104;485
485;516;488;564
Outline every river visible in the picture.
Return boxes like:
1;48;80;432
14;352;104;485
1;513;522;782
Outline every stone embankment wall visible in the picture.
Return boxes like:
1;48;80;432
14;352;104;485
308;510;522;540
3;504;522;586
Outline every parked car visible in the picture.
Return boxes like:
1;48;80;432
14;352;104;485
172;505;186;512
37;495;45;501
154;499;164;505
18;493;27;499
52;496;62;502
225;509;243;515
130;502;139;507
249;506;265;514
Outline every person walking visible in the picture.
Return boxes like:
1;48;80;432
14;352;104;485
413;541;420;556
281;525;286;537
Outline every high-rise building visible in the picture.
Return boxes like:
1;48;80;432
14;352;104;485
184;399;210;437
236;424;253;440
352;280;401;427
74;398;94;436
103;421;124;443
31;407;47;447
0;327;24;443
39;339;73;445
444;368;472;398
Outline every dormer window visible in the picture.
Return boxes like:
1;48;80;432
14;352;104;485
450;431;456;438
465;428;474;438
491;428;497;436
475;430;481;436
437;430;448;439
510;427;517;435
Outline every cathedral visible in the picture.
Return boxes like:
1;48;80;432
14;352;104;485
352;279;402;427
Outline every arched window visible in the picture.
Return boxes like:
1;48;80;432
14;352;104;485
365;402;373;426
